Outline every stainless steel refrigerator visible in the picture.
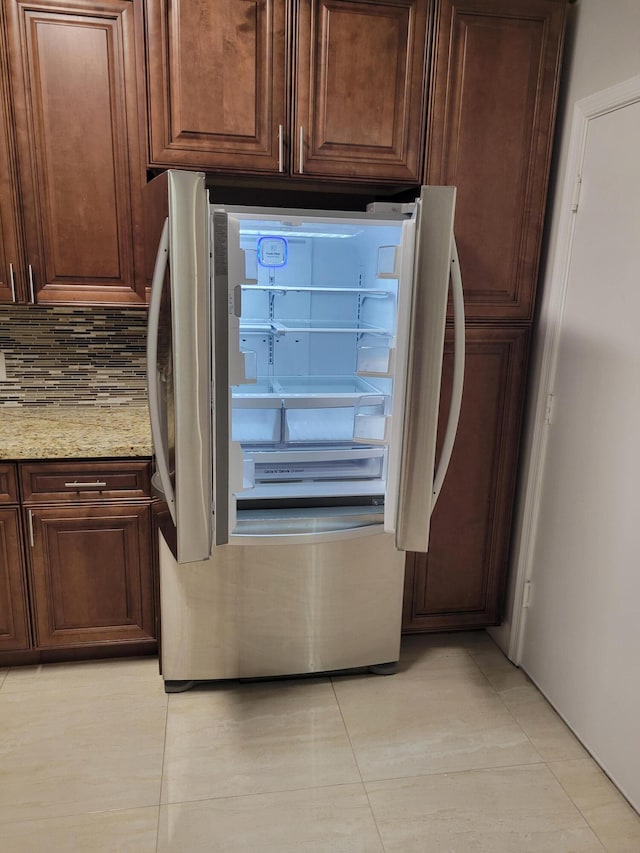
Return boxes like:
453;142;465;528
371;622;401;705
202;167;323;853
146;170;464;692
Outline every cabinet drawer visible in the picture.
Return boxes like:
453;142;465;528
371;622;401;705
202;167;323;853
20;461;151;503
0;464;19;504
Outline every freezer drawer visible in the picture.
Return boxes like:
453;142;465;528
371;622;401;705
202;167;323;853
159;531;405;682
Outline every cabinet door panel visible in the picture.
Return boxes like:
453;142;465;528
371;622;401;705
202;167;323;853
146;0;287;172
28;504;153;647
294;0;429;181
5;0;146;305
403;326;529;630
0;508;31;651
426;0;566;320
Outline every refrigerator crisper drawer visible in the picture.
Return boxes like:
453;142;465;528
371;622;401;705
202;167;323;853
231;377;389;445
246;447;385;483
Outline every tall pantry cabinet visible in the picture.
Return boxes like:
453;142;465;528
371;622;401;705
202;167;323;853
403;0;567;630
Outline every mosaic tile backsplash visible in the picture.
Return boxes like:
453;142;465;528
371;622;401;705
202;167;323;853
0;305;148;407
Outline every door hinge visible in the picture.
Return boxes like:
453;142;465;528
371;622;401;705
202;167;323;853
544;392;555;425
571;174;582;212
522;579;533;608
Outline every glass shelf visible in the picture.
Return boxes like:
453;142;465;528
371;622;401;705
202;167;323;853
239;319;391;335
241;284;393;297
232;375;382;400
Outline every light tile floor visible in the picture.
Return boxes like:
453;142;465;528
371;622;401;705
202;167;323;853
0;632;638;852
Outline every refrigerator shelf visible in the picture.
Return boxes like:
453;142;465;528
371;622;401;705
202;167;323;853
239;319;391;335
241;284;392;298
234;479;387;501
233;375;383;400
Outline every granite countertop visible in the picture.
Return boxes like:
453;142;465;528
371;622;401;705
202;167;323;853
0;405;153;460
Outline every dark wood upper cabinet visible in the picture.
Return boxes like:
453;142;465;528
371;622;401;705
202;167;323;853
426;0;566;320
4;0;147;306
146;0;288;173
145;0;430;182
293;0;430;181
403;325;530;631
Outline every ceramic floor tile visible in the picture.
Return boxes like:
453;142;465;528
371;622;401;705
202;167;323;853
469;644;515;672
0;669;7;689
333;668;542;782
366;764;606;852
157;784;384;852
161;678;361;804
396;645;484;678
1;656;163;698
0;689;167;822
0;806;159;853
508;696;589;762
399;632;480;662
549;758;640;852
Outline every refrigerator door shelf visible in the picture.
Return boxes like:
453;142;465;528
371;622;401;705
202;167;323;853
356;344;394;376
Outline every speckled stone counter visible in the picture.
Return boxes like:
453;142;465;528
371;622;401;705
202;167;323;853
0;406;153;460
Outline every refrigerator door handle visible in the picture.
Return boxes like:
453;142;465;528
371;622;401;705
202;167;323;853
432;237;465;506
395;186;458;554
146;217;176;523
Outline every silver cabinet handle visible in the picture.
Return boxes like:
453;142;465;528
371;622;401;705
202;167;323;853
28;265;35;303
64;481;107;489
27;509;34;547
278;124;284;172
299;126;304;174
9;263;16;302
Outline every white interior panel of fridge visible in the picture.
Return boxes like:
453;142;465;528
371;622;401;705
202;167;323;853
226;211;409;524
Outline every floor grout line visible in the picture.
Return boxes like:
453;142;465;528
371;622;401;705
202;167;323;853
330;676;387;852
154;691;170;853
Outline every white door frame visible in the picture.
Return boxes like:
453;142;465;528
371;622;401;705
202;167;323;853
506;74;640;664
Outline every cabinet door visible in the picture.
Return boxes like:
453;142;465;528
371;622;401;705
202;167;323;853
146;0;288;173
294;0;430;182
426;0;566;320
0;508;31;651
403;326;529;630
0;11;24;305
27;504;154;647
5;0;146;305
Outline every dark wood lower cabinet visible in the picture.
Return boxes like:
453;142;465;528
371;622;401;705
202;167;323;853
0;459;157;666
27;504;154;648
0;507;30;651
403;325;530;631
